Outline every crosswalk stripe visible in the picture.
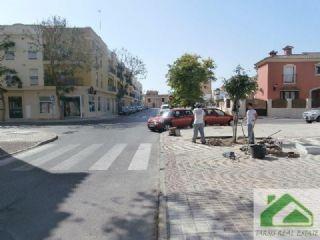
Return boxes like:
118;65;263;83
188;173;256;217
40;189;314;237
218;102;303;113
51;144;103;171
128;143;152;170
14;144;80;171
89;144;127;171
0;144;55;167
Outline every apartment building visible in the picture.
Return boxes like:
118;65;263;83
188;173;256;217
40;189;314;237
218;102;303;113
0;24;142;120
144;91;169;108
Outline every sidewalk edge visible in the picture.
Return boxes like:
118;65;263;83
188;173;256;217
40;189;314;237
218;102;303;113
0;135;58;160
158;134;169;240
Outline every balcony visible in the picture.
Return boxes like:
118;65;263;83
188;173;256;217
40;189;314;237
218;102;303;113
283;74;296;84
108;85;117;92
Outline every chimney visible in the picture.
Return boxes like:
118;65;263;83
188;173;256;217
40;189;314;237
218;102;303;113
269;50;278;57
283;45;294;56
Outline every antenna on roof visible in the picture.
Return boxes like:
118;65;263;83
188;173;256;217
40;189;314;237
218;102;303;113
98;9;102;33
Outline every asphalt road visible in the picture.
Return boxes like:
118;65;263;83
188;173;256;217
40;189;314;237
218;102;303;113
0;109;161;240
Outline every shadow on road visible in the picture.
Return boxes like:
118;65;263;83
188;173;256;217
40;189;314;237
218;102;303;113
0;152;88;240
102;191;158;240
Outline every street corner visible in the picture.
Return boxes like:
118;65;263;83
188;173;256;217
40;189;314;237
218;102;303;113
0;128;58;159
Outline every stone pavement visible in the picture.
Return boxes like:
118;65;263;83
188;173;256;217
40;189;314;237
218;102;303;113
0;127;58;158
161;120;320;240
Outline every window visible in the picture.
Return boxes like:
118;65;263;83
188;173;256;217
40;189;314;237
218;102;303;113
315;64;320;76
5;47;15;60
226;99;231;108
28;43;37;59
214;109;225;116
185;110;193;116
88;95;95;112
39;96;53;113
280;91;299;99
161;98;165;102
29;69;39;85
148;98;151;103
283;64;296;83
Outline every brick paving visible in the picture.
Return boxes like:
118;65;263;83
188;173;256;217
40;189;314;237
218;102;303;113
161;123;320;240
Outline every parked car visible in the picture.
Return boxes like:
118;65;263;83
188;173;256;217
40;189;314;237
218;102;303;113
303;109;320;123
147;108;194;132
204;108;233;126
119;106;130;115
160;104;170;110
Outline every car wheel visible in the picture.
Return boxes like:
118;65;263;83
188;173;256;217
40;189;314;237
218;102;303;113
306;120;313;124
164;124;171;131
228;120;233;126
317;116;320;122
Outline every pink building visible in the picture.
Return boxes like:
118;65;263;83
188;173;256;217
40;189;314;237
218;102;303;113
254;46;320;117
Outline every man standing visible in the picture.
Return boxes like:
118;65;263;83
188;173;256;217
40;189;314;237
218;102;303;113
192;104;206;144
246;103;258;144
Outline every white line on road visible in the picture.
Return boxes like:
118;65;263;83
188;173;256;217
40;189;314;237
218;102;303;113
14;144;80;171
51;144;103;171
0;144;56;167
89;144;127;171
128;143;152;171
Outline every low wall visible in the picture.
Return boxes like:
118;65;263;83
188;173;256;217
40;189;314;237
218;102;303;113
267;108;306;118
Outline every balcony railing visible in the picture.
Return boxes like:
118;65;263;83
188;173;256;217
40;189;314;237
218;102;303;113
108;85;117;92
283;74;296;84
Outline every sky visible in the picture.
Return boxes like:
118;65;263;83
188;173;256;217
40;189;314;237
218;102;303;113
1;0;320;94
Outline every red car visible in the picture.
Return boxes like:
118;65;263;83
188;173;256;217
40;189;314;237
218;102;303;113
147;108;233;132
204;108;233;126
147;108;193;132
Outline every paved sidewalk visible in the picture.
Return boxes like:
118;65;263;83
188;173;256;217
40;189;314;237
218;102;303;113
0;127;58;158
161;122;320;240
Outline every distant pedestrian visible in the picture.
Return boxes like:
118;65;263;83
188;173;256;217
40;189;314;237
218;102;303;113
192;103;206;144
246;103;258;144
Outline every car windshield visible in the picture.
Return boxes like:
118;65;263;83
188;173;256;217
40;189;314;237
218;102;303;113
158;110;171;117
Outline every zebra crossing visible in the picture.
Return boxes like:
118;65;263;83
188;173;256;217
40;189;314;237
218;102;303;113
0;142;154;172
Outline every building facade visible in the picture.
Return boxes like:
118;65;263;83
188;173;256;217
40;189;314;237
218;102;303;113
254;46;320;117
144;91;169;108
0;24;142;121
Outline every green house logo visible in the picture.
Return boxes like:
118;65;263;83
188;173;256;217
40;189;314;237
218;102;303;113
260;193;313;227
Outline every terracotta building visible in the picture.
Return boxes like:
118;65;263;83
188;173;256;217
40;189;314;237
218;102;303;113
254;45;320;117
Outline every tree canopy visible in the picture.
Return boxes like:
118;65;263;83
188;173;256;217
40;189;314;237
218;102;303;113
166;53;216;107
223;65;258;142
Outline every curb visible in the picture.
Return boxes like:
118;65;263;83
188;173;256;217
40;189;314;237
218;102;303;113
158;134;169;240
0;135;58;161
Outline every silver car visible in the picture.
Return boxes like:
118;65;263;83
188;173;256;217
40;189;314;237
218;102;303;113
303;109;320;123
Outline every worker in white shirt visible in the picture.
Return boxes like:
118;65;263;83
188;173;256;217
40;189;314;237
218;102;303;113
246;103;258;144
192;103;206;144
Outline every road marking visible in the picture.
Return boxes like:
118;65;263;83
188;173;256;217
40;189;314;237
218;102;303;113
89;144;127;171
14;144;80;171
51;144;103;171
0;144;56;167
128;143;152;170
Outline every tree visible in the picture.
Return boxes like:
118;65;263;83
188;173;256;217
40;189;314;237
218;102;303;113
113;48;147;111
0;35;22;121
114;48;147;83
34;16;91;119
224;65;258;142
166;53;216;107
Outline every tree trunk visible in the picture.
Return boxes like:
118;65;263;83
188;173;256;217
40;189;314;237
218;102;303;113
0;90;5;122
232;99;239;143
56;95;64;120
